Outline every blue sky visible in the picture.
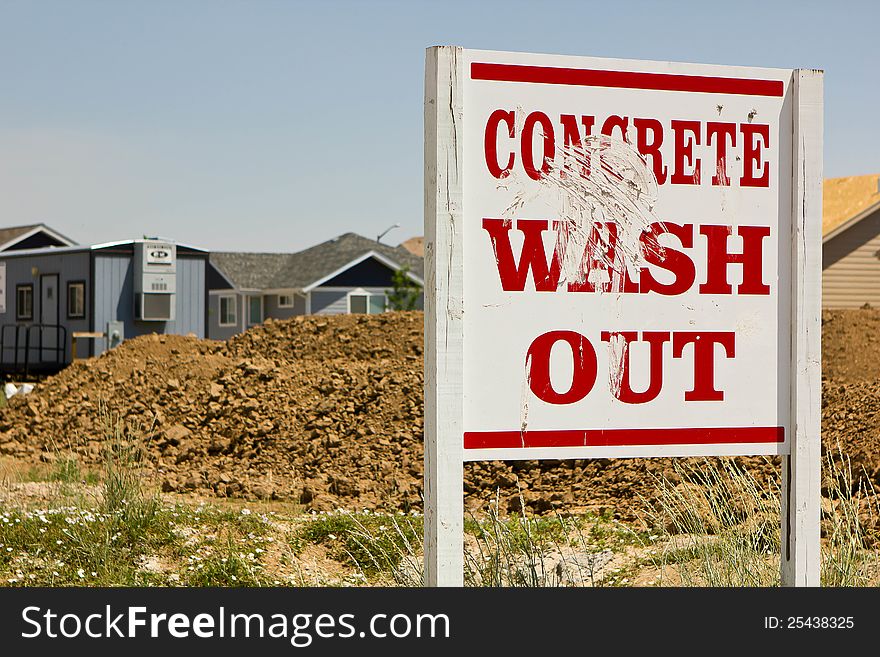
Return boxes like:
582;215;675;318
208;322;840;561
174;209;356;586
0;0;875;251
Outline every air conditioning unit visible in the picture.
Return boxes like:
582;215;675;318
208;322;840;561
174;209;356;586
133;240;176;321
135;292;175;321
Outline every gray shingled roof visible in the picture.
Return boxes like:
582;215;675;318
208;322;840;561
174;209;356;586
210;232;424;291
208;252;294;290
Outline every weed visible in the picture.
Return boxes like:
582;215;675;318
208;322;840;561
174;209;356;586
294;511;423;582
820;446;879;586
641;452;880;587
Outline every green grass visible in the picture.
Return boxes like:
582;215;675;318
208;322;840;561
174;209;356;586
290;501;647;587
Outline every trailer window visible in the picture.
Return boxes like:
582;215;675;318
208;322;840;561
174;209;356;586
16;285;33;320
67;281;85;319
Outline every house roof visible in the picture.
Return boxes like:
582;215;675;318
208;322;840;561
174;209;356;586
823;174;880;240
208;253;296;290
399;236;424;257
210;232;424;292
0;223;77;251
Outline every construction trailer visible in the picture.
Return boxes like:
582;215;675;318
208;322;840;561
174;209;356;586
0;238;207;375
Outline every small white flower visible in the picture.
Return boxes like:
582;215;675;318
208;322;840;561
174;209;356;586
77;569;85;579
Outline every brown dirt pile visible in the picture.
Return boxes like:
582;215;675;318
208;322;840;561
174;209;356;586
821;308;880;485
0;309;878;521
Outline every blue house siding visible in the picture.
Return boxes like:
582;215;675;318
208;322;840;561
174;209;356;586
264;293;306;320
310;289;348;315
208;291;243;342
309;286;418;314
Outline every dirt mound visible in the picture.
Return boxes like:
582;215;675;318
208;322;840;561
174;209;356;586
0;314;425;509
820;307;880;486
822;307;880;381
0;309;878;520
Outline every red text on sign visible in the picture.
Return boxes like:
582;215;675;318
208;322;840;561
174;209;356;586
484;110;771;187
482;218;771;296
526;330;736;405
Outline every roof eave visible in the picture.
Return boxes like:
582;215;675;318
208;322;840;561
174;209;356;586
0;224;78;251
823;198;880;244
302;250;424;292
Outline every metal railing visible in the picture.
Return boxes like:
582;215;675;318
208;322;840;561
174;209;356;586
0;324;68;376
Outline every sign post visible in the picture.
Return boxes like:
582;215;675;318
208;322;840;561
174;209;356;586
782;69;823;586
424;46;822;587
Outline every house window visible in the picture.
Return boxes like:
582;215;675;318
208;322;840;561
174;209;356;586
16;285;33;320
278;294;294;308
67;281;85;319
248;296;263;325
349;292;386;314
219;295;237;326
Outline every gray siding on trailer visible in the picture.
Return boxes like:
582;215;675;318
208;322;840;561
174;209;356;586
208;292;243;341
310;289;348;315
92;254;131;356
823;210;880;308
0;251;91;365
92;254;206;356
175;257;206;338
265;293;306;320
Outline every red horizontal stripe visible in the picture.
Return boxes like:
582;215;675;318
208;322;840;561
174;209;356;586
463;427;784;449
471;62;784;97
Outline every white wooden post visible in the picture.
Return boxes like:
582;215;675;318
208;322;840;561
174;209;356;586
781;68;823;587
423;45;464;586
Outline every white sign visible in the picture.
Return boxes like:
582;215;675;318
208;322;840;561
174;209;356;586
425;47;822;586
0;262;5;314
145;244;174;266
465;53;793;460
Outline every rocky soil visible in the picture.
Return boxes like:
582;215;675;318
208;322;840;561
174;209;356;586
0;308;878;522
